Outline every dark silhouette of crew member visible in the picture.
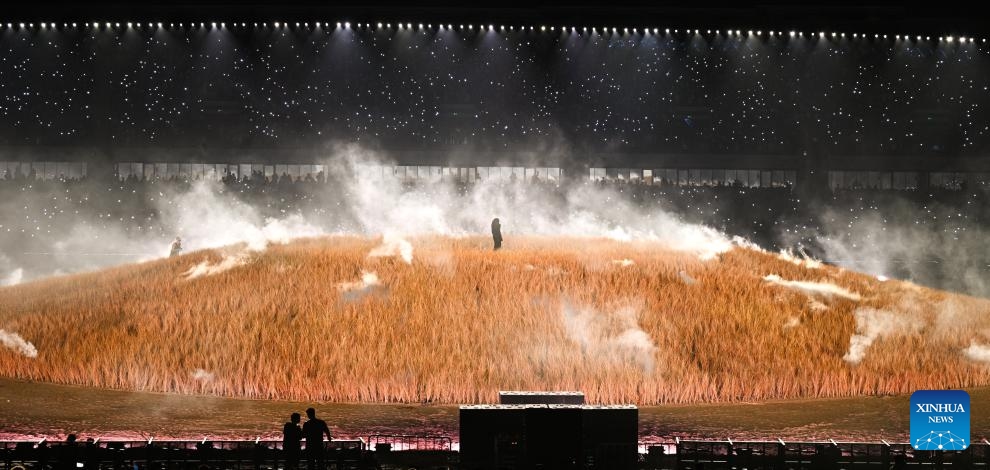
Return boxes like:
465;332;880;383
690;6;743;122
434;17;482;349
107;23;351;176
282;413;303;470
58;434;79;470
491;218;502;251
303;407;332;470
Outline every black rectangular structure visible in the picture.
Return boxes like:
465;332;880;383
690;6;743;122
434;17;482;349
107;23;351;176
459;404;638;470
498;390;585;405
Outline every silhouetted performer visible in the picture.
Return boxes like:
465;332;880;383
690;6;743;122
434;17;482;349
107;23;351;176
491;218;502;251
58;434;78;470
303;407;332;470
282;413;303;470
169;237;183;257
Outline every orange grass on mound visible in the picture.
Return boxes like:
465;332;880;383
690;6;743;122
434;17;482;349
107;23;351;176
1;235;989;404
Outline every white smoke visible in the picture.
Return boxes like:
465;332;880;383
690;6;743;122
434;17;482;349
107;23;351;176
368;234;413;264
963;342;990;364
0;329;38;358
191;368;215;382
843;307;924;365
612;259;635;267
731;236;765;252
816;204;990;298
777;248;823;269
763;274;862;301
808;299;829;311
5;143;750;284
183;253;250;279
0;253;24;287
678;270;697;285
163;181;324;252
330;143;734;260
337;271;382;301
560;302;657;373
1;268;23;287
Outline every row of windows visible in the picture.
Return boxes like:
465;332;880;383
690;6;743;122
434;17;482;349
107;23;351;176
828;171;921;190
3;161;987;191
1;161;88;180
116;162;327;181
355;165;564;183
828;171;990;190
589;168;798;188
929;171;990;190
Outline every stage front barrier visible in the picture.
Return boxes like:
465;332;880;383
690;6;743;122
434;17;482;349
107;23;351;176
1;438;988;469
666;439;990;469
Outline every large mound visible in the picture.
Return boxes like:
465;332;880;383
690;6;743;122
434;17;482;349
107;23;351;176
1;236;989;404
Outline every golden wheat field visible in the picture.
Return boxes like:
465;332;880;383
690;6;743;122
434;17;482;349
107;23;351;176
1;235;989;405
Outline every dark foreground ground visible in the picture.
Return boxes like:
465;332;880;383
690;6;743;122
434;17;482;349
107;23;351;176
1;379;987;444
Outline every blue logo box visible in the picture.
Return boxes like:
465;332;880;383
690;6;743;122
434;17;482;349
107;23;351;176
910;390;970;451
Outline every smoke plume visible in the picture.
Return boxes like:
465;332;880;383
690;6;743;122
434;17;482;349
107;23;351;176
763;274;862;301
963;342;990;364
368;234;414;264
337;271;382;301
0;329;38;358
560;302;657;374
843;307;925;365
183;253;250;280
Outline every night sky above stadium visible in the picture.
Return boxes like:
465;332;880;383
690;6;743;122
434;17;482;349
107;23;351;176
1;22;988;154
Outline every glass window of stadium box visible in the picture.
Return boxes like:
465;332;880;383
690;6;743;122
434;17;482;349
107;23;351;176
2;161;87;180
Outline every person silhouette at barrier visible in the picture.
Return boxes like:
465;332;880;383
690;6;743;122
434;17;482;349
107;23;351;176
303;408;332;470
58;434;78;470
282;413;302;470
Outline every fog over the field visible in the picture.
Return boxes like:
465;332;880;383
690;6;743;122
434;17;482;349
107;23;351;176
0;142;986;300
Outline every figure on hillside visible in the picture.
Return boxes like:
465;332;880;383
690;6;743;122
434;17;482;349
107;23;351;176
491;218;502;251
169;237;183;257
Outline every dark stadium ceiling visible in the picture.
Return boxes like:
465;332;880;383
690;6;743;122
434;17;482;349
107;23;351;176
4;2;988;37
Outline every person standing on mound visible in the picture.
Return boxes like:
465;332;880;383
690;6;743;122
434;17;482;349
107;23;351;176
303;407;332;470
491;218;502;251
169;236;182;257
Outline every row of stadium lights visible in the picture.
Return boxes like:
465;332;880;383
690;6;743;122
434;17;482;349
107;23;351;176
0;22;984;44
